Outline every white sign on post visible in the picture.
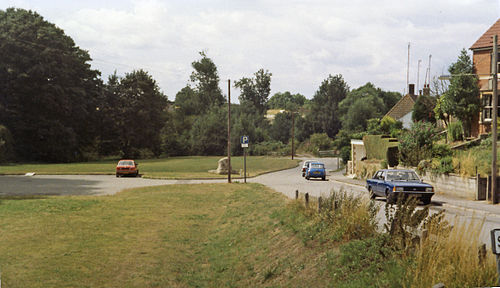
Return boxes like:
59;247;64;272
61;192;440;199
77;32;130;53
492;229;500;254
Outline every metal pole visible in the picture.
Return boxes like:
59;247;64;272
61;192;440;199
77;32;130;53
228;79;231;183
496;254;500;285
417;59;421;94
492;35;498;204
244;148;247;183
291;112;295;160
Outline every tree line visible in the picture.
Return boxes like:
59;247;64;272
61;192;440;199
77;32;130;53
0;8;405;163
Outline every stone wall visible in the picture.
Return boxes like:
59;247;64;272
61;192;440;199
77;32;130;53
421;173;477;200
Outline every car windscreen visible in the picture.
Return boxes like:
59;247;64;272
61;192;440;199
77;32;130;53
386;171;419;181
118;161;134;166
310;164;324;169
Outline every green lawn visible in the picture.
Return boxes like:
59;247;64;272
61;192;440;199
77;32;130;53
0;184;327;287
0;156;299;179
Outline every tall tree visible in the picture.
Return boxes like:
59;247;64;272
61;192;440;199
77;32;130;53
190;51;225;114
412;94;436;123
338;83;401;132
308;74;349;137
0;8;101;162
235;68;272;115
116;70;168;158
440;49;480;136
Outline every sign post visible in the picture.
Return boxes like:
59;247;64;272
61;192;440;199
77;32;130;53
491;229;500;285
241;136;249;183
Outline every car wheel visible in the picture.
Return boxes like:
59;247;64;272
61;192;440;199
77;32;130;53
385;190;394;204
368;187;376;200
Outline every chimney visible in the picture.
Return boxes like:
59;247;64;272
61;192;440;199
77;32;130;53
423;84;430;96
408;84;415;95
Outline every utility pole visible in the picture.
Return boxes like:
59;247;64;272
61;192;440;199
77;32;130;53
492;35;498;204
227;79;232;183
291;112;295;160
417;59;422;94
406;42;410;95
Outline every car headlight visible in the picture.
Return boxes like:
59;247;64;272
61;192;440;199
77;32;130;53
426;187;434;192
393;187;404;192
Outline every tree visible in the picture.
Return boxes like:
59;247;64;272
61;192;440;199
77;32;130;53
267;91;308;110
308;74;349;137
412;95;436;123
338;83;387;132
115;70;168;158
440;49;480;136
190;106;227;155
190;51;225;114
269;112;292;143
0;8;102;162
235;69;272;115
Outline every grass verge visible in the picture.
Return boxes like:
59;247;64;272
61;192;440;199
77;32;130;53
0;156;299;179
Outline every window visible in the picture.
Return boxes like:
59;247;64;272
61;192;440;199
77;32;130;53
481;93;500;122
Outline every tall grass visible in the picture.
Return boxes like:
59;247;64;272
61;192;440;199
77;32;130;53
409;217;497;287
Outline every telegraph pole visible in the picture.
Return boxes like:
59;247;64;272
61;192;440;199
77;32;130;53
228;79;232;183
492;35;498;204
291;112;295;160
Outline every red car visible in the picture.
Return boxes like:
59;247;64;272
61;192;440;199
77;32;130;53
116;159;139;177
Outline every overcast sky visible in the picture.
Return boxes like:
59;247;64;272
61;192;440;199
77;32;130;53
2;0;500;101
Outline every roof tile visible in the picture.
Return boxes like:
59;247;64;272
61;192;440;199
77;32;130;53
471;19;500;50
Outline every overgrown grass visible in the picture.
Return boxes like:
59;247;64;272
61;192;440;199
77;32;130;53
0;156;299;179
276;191;498;287
409;217;497;287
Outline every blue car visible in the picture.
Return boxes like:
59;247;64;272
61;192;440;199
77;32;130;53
366;169;434;205
305;162;326;181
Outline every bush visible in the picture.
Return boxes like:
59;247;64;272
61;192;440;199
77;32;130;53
448;120;464;142
340;145;350;164
432;143;452;158
433;156;454;174
309;133;333;153
386;146;399;167
251;141;287;156
398;121;437;167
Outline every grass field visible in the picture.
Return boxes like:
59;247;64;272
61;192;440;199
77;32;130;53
0;183;330;287
0;156;299;179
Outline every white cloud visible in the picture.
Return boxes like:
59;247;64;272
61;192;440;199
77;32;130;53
2;0;499;100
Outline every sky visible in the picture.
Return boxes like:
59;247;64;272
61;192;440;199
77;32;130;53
2;0;500;101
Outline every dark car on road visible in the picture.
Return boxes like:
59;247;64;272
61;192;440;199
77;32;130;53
366;169;434;204
305;162;326;181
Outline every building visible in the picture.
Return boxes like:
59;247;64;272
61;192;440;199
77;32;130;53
470;18;500;136
384;84;418;129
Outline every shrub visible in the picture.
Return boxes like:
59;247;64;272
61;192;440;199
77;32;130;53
433;156;454;174
432;143;452;158
340;145;351;164
309;133;333;153
251;141;287;156
398;121;436;167
448;120;464;142
386;146;399;167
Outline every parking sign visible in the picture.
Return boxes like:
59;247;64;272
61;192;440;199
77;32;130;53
241;135;249;148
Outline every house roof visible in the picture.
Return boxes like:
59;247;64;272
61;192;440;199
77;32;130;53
470;18;500;50
384;94;417;120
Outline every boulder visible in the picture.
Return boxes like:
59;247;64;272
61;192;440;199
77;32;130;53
209;157;238;175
